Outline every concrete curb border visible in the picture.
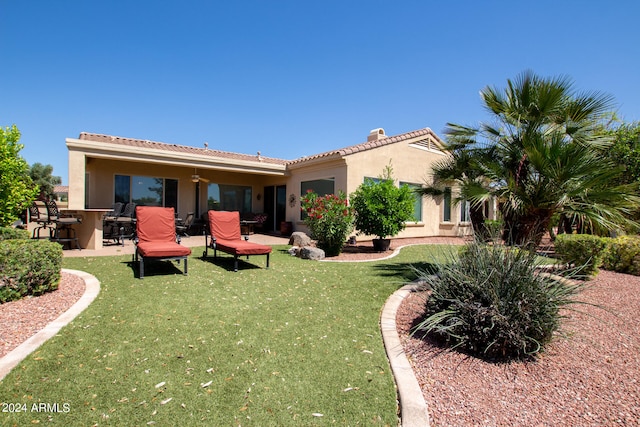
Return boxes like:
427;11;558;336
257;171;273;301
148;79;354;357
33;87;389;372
0;269;100;381
381;282;430;427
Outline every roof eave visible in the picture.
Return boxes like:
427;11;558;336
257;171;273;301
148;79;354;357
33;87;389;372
66;138;287;176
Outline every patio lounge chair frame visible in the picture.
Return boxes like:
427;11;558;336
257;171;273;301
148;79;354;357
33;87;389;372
134;206;191;279
203;210;271;272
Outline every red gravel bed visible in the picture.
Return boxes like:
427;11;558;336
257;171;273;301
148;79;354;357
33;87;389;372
0;272;85;358
396;270;640;426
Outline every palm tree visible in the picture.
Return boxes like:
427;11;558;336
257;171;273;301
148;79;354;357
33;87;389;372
418;146;492;239
437;71;640;246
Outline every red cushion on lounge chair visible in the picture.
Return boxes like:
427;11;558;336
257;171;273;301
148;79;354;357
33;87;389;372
136;206;179;244
215;239;272;256
208;210;242;241
137;241;192;258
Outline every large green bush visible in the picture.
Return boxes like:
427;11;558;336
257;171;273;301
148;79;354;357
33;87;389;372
412;241;583;361
350;167;414;240
554;234;607;278
0;239;63;303
602;235;640;276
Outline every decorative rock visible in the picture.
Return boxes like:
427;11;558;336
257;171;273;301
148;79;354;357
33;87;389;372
289;231;312;247
300;246;325;260
287;246;300;256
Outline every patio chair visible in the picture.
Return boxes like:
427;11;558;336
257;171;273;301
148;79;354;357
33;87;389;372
203;210;272;272
116;202;136;243
176;212;195;237
103;202;124;245
29;201;54;239
45;199;82;250
134;206;191;279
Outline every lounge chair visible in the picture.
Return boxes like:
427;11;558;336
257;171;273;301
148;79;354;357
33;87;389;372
203;210;271;272
134;206;191;279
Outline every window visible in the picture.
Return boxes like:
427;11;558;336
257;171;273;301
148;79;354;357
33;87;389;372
300;178;335;219
207;183;252;214
400;182;422;222
301;178;335;196
460;200;471;223
443;187;452;222
114;175;178;208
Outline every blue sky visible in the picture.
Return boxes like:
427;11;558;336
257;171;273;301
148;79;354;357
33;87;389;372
2;1;638;184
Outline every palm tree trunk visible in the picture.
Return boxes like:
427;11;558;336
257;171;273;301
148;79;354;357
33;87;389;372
502;209;553;247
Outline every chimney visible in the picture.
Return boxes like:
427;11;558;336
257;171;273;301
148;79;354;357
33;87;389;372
367;128;386;142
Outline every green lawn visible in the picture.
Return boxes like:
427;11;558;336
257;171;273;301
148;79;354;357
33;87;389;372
0;245;450;426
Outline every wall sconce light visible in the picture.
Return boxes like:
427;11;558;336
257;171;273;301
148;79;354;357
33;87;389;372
257;193;262;201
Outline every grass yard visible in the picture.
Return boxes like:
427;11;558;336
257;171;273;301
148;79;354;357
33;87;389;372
0;245;451;426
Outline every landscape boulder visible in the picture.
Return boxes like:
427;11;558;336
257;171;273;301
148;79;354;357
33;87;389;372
289;231;312;247
300;246;325;260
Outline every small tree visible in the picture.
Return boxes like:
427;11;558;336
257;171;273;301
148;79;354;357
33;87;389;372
350;165;414;249
30;162;62;200
0;125;38;227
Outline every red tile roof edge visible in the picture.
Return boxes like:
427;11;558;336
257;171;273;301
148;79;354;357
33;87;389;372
77;132;289;166
76;128;441;167
287;128;440;165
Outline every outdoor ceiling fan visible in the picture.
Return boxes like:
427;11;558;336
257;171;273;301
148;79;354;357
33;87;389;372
191;169;210;183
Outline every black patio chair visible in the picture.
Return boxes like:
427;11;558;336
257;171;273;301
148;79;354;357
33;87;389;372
28;201;54;239
45;199;82;250
176;212;195;237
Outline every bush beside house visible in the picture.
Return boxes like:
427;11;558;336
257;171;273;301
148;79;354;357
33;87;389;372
350;166;415;251
300;191;354;256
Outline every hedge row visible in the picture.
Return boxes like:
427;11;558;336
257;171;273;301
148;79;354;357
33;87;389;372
0;227;63;303
554;234;640;278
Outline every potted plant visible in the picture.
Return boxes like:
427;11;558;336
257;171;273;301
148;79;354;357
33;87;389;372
350;165;415;251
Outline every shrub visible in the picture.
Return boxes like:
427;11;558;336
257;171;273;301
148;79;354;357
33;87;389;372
350;166;415;240
0;239;62;303
412;241;583;362
601;235;640;275
0;226;30;241
554;234;607;278
300;190;354;256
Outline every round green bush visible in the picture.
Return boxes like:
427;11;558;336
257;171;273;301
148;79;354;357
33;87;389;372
0;239;63;303
602;235;640;275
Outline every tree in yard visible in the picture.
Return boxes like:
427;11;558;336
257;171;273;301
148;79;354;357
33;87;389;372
0;125;39;226
350;164;415;249
29;162;62;200
441;71;640;246
417;145;492;239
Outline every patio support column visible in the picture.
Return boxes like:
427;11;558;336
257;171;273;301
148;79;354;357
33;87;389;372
68;149;86;210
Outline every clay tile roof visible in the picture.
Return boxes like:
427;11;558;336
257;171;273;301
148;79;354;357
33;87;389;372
77;132;288;165
288;127;439;165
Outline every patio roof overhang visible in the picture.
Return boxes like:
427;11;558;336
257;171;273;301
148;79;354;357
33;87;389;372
66;138;288;176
